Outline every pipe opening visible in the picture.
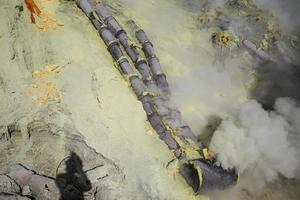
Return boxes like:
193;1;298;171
179;163;200;193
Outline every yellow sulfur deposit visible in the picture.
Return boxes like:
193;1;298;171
30;64;67;106
34;11;64;32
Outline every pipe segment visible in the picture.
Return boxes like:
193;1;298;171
179;159;237;193
243;39;274;62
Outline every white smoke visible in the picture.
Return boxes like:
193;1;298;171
210;97;300;189
253;0;300;35
115;0;300;196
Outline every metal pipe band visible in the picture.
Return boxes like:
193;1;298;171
136;58;147;66
91;18;103;30
107;39;119;49
116;56;128;65
142;40;154;48
107;41;123;60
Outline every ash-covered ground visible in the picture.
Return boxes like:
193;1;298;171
0;0;299;199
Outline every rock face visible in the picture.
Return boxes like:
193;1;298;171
0;106;125;199
0;194;31;200
0;174;22;194
0;0;198;199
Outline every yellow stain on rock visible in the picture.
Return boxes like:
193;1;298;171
33;82;63;106
30;64;68;107
34;11;64;32
32;64;62;78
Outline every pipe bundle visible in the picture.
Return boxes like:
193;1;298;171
76;0;238;193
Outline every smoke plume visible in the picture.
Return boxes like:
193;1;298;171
210;98;300;189
115;0;300;197
253;0;300;35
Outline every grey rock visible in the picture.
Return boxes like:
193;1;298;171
0;174;21;194
0;193;31;200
